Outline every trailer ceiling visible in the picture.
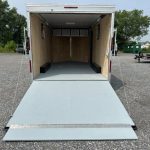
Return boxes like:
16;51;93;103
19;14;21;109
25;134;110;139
39;13;101;28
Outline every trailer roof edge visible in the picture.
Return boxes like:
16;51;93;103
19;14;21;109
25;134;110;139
26;4;116;14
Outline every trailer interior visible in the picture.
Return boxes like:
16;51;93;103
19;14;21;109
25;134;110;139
30;13;111;80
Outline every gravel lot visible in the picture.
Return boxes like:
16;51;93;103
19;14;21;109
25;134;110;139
0;53;150;150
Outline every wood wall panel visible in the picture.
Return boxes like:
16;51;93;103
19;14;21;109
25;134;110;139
71;37;89;62
52;37;70;62
52;36;89;63
92;15;111;78
30;14;51;79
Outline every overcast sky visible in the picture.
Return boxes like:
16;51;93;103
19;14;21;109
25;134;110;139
7;0;150;41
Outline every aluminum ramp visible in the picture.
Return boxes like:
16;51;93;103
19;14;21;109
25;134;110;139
3;80;137;141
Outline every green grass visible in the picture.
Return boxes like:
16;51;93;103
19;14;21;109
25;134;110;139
0;47;15;53
142;48;150;53
0;41;16;53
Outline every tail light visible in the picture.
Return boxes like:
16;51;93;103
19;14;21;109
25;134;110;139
29;60;32;73
109;60;112;73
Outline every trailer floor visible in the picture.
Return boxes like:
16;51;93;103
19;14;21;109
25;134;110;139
0;53;150;149
36;62;106;81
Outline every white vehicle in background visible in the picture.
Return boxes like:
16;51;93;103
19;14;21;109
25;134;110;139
16;44;25;54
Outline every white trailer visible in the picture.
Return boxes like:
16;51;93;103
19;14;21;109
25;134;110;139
4;4;137;141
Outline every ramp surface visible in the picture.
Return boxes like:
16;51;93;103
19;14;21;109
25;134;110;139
4;127;137;141
4;80;137;141
6;81;134;126
4;63;137;141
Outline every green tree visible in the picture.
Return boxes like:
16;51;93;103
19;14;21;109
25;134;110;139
0;0;26;45
115;10;150;48
0;0;9;45
8;7;26;44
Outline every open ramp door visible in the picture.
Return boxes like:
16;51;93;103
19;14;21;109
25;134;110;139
4;81;137;141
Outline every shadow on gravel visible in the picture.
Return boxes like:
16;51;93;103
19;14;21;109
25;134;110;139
139;61;150;63
111;75;124;90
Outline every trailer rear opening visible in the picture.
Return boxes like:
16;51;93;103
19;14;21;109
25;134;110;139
30;13;111;79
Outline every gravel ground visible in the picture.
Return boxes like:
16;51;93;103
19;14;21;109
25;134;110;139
0;53;150;150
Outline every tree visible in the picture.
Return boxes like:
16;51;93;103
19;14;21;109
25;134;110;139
0;0;26;45
115;10;150;48
8;7;26;44
0;0;9;45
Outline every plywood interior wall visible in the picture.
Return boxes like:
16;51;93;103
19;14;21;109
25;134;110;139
71;37;89;62
92;15;111;78
52;37;70;62
52;36;89;63
30;14;51;79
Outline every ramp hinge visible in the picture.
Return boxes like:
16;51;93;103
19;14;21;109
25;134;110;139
132;125;138;131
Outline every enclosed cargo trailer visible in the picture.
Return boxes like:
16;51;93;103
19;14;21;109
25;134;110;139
4;4;137;141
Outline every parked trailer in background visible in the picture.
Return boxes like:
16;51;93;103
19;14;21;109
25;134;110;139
135;52;150;62
4;4;137;141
